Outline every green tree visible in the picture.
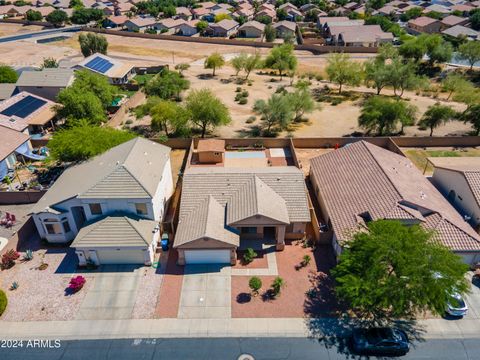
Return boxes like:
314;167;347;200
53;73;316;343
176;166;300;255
359;96;417;135
326;53;362;94
418;103;457;136
204;52;225;76
71;8;104;24
196;20;208;35
441;73;471;100
150;100;189;137
399;37;426;62
73;70;116;108
470;10;480;31
56;88;106;124
462;104;480;136
69;0;83;8
174;63;190;76
286;88;315;122
253;94;293;134
458;41;480;70
332;220;469;323
163;5;176;18
390;59;419;97
48;122;136;162
214;13;232;22
364;58;391;95
231;52;247;76
249;276;262;296
0;65;18;83
41;57;59;69
367;0;385;10
78;32;108;57
264;44;297;79
422;34;452;65
26;9;42;21
264;23;276;42
46;9;68;27
144;69;190;100
0;290;7;316
243;52;262;80
185;89;231;138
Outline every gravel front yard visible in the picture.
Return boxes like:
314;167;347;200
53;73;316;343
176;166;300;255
0;248;92;321
131;264;164;319
231;242;339;318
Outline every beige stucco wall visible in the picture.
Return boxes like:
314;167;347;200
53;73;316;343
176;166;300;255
198;151;223;164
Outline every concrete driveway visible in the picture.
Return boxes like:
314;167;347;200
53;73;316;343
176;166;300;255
76;265;142;320
464;272;480;320
178;265;231;319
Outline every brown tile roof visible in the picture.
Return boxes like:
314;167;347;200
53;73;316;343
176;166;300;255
0;125;29;161
197;139;225;153
409;16;439;27
310;141;480;252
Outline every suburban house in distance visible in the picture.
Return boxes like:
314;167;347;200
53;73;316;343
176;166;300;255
15;68;75;102
174;166;310;265
0;91;57;138
309;141;480;265
0;125;31;181
74;53;135;85
30;138;174;266
429;157;480;229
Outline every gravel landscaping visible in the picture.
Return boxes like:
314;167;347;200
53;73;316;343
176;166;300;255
231;242;339;318
0;248;92;321
131;264;164;319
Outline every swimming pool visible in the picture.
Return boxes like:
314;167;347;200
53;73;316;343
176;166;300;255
225;151;266;159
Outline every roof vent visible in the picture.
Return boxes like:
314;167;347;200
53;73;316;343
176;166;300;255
116;160;120;165
144;152;148;155
420;191;426;199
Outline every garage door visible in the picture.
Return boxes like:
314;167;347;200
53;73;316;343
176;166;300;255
184;250;230;264
96;249;145;265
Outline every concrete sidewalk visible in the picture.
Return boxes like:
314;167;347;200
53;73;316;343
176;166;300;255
1;318;480;341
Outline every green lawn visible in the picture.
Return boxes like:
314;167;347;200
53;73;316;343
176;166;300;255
133;74;155;86
404;148;480;175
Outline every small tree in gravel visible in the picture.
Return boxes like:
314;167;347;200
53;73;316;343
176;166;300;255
204;52;225;76
249;276;262;296
174;63;190;76
271;277;285;297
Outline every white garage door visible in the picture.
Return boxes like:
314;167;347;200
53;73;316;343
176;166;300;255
184;249;230;264
96;249;145;265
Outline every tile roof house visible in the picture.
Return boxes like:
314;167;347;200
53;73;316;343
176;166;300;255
0;83;17;101
0;91;57;136
429;157;480;230
16;68;74;102
238;20;265;38
440;15;469;30
273;20;297;38
0;125;31;181
74;53;135;85
174;167;310;265
442;25;479;39
124;16;156;32
207;19;239;37
408;16;442;34
309;141;480;265
30;137;174;266
328;25;393;46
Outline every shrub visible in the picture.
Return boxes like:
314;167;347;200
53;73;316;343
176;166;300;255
271;276;285;297
234;93;243;102
241;90;249;97
1;250;20;270
249;276;262;295
236;87;242;92
243;248;257;264
0;290;7;316
246;116;256;124
68;276;86;293
239;98;248;105
23;249;33;261
301;255;311;267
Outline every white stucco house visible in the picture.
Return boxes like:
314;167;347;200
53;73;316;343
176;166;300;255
30;138;174;266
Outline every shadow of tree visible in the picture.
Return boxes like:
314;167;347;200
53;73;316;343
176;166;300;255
236;293;251;304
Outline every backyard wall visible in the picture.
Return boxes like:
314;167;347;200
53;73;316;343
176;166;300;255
0;190;46;205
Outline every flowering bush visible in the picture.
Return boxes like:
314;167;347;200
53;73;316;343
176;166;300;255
1;250;20;270
68;276;86;293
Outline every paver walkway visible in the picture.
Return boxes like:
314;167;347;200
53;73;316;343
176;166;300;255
76;266;142;320
178;265;231;319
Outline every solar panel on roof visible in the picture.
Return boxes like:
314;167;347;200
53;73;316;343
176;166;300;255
84;57;114;74
1;95;47;118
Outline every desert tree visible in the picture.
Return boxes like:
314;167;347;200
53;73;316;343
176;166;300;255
458;41;480;70
326;53;362;94
78;33;108;57
418;103;457;136
253;94;293;134
264;44;297;79
204;52;225;76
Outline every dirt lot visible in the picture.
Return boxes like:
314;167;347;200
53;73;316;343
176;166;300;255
0;23;44;37
0;26;473;138
231;242;339;318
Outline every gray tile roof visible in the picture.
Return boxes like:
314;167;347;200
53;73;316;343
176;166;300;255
31;137;170;214
16;68;74;88
0;83;16;100
310;141;480;252
71;213;156;248
174;166;310;247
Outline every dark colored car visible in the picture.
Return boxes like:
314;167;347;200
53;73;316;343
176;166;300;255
160;233;169;251
351;327;410;356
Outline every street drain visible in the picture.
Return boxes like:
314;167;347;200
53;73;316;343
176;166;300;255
237;354;255;360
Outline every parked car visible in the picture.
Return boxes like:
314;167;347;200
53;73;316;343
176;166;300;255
160;233;169;251
446;292;468;317
351;327;410;356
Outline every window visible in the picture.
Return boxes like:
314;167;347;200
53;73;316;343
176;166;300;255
135;203;148;216
89;203;102;215
62;220;71;233
45;222;62;235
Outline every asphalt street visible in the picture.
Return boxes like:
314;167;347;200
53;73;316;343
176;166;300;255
1;337;479;360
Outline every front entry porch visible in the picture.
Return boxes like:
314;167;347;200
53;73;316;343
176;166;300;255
238;225;286;251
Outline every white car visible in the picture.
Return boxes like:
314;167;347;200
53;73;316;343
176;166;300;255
446;292;468;317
